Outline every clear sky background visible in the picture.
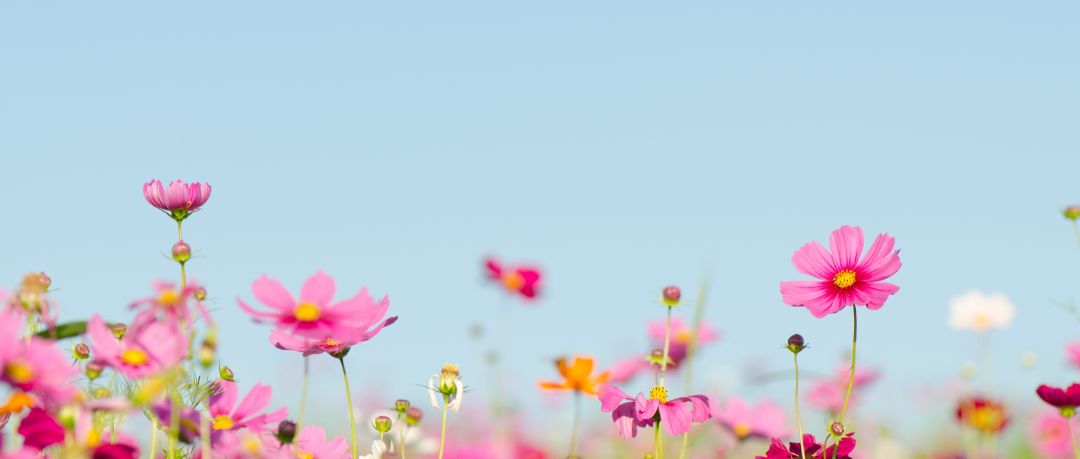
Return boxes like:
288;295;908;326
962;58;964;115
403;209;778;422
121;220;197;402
2;0;1079;447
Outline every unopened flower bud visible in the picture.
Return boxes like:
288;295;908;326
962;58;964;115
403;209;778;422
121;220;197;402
786;334;806;354
58;406;76;429
373;416;393;433
394;399;410;413
86;361;105;379
651;349;665;359
172;241;191;263
219;366;235;382
1065;206;1080;221
199;341;215;368
276;420;297;445
74;343;90;360
830;422;844;436
39;272;51;290
662;286;681;306
192;287;207;301
405;407;422;426
110;323;127;340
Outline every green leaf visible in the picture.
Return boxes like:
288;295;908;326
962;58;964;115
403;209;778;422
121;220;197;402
36;321;87;339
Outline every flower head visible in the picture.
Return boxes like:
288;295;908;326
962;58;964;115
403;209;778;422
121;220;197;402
143;179;212;221
662;286;681;307
754;434;855;459
268;287;396;356
1029;409;1079;459
956;397;1008;434
207;379;289;438
646;317;720;369
87;314;187;379
713;396;788;441
153;401;202;443
484;257;542;300
1065;206;1080;221
947;290;1015;332
18;407;65;451
0;311;77;404
597;384;712;438
286;426;349;459
239;271;390;340
780;226;901;318
1037;384;1080;417
130;280;205;328
538;356;610;396
429;364;464;412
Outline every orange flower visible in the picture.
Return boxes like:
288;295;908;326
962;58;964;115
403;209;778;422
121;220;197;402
0;392;34;415
538;356;609;395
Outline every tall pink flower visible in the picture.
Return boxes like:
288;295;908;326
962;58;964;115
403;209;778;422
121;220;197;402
780;225;901;318
86;314;187;378
604;357;652;384
713;396;788;440
0;311;76;404
485;257;542;300
287;426;350;459
268;288;397;356
238;271;380;340
207;380;288;439
143;179;212;221
598;384;711;438
646;317;720;368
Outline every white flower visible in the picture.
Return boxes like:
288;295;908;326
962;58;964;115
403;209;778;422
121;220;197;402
948;290;1015;332
360;439;394;459
428;365;464;412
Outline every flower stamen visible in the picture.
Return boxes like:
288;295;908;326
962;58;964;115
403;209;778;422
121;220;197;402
649;385;668;404
832;270;857;289
294;303;321;322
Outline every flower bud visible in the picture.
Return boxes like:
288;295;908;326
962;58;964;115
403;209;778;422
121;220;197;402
192;287;207;301
86;361;105;379
1065;206;1080;221
830;422;844;436
651;349;665;359
58;405;77;429
405;407;422;426
199;341;215;368
394;399;411;413
275;420;297;445
74;343;91;360
110;323;127;340
662;286;681;306
219;366;235;382
786;334;806;354
39;272;51;290
373;416;393;433
172;241;191;262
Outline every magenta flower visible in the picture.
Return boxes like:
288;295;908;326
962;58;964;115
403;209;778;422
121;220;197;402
1037;384;1080;413
287;426;350;459
238;271;384;340
779;225;901;318
0;311;77;404
208;380;288;438
484;257;542;300
18;408;65;451
208;430;289;459
712;396;788;440
86;314;187;378
598;384;711;438
756;434;855;459
268;288;397;356
143;179;212;221
646;317;720;368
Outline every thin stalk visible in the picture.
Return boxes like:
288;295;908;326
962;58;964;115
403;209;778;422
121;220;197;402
149;414;158;459
679;433;689;459
660;306;672;386
683;276;710;395
180;262;187;291
169;389;180;459
569;391;581;457
201;398;211;459
177;220;183;242
1069;416;1080;459
656;421;663;459
438;394;449;459
1072;221;1080;253
298;356;309;430
828;306;858;459
794;353;806;459
339;358;357;459
654;422;661;459
398;413;407;459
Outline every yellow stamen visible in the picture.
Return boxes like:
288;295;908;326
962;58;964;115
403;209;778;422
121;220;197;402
325;338;338;346
296;451;314;459
832;270;857;289
158;290;180;305
213;415;234;430
86;428;101;447
242;435;261;453
5;362;34;384
502;272;525;290
294;303;321;322
121;349;148;366
734;423;751;439
649;385;668;404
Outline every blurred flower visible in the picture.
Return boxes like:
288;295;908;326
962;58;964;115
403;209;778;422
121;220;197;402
484;257;542;300
538;356;609;396
1037;384;1080;417
269;287;397;356
1029;409;1079;459
780;225;901;318
212;429;289;459
238;271;384;340
755;433;855;459
712;396;788;440
208;380;289;439
18;407;65;451
598;384;711;438
956;397;1008;434
429;364;464;412
947;290;1015;332
153;401;202;443
143;179;212;221
0;392;34;416
86;314;186;379
0;311;77;404
361;440;393;459
605;356;652;384
130;280;204;327
1066;340;1080;371
1065;206;1080;221
286;425;349;459
6;272;58;327
805;363;879;415
646;317;720;368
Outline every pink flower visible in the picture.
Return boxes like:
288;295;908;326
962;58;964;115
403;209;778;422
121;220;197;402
238;271;383;340
604;357;652;384
755;434;855;459
780;225;901;318
597;384;711;438
0;310;76;404
805;364;878;415
287;426;350;459
646;317;721;368
86;314;187;378
153;401;202;443
130;280;207;328
17;408;65;451
208;430;289;459
485;257;542;300
713;396;788;440
1029;409;1079;459
268;288;397;356
207;380;288;438
143;179;212;220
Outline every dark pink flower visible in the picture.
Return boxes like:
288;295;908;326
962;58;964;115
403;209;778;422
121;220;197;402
485;257;542;300
208;380;288;438
1037;384;1080;410
780;226;901;318
86;314;187;378
597;384;711;438
143;179;212;221
754;434;855;459
268;288;396;356
18;408;65;451
238;271;382;340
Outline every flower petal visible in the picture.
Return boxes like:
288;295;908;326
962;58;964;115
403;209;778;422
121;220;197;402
658;401;692;436
791;241;837;280
598;385;634;412
829;225;864;270
252;275;297;312
610;402;640;439
450;380;464;412
300;271;335;308
856;282;899;310
856;232;901;282
428;376;440;409
232;383;272;423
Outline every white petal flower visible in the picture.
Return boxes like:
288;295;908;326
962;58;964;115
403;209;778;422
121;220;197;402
428;374;441;409
948;290;1015;332
449;379;464;412
360;439;391;459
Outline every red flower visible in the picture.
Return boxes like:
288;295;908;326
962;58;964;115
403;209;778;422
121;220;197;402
956;397;1009;434
1036;384;1080;416
17;408;65;451
485;257;541;300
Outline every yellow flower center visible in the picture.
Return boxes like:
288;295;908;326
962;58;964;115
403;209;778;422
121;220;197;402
974;314;991;328
86;428;101;447
971;407;1005;432
649;385;668;404
242;435;261;453
675;330;692;344
5;361;34;384
325;338;338;346
121;349;149;366
502;272;525;290
158;290;180;306
734;422;751;439
294;303;321;322
213;415;234;430
296;451;314;459
832;270;857;289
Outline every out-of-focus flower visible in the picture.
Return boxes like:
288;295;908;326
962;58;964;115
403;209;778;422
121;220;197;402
662;286;682;307
361;440;393;459
275;420;297;445
948;290;1015;332
286;425;349;459
0;310;76;404
956;397;1008;434
208;379;289;438
405;407;422;426
429;364;464;412
143;179;212;221
780;225;901;318
0;392;34;416
755;433;855;459
1029;409;1079;459
6;273;59;327
484;257;542;300
538;356;609;396
646;317;720;368
1065;340;1080;372
605;356;652;384
598;384;711;438
1037;384;1080;417
805;363;879;415
212;429;289;459
86;314;186;379
153;401;202;443
130;280;204;327
712;396;788;440
268;287;397;356
238;271;386;340
18;407;65;450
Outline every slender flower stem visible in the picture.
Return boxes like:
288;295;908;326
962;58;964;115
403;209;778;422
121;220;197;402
298;356;309;431
828;306;858;459
201;397;211;459
169;389;180;459
1068;415;1080;459
339;358;357;459
679;433;689;459
177;220;183;242
180;262;187;290
398;413;407;459
439;394;449;459
1072;221;1080;253
569;391;581;457
656;420;664;459
148;413;159;459
660;306;673;387
793;353;806;459
654;422;661;459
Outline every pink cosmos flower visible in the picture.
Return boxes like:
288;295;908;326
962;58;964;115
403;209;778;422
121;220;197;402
0;310;76;404
756;433;855;459
86;314;187;379
805;364;879;415
143;179;212;220
1029;409;1079;459
238;271;383;340
485;257;542;300
268;288;397;356
604;357;653;384
207;379;289;439
207;430;289;459
712;396;788;440
287;426;350;459
780;225;901;318
647;317;720;368
18;408;65;451
598;384;711;438
130;280;208;328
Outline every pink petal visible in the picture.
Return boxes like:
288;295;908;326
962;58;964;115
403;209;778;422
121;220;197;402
658;401;692;436
163;181;190;210
208;381;238;418
87;315;122;357
780;281;838;317
606;358;649;384
262;406;288;425
635;393;659;420
232;383;272;423
856;282;899;310
143;180;166;209
236;298;279;320
791;241;837;280
855;233;900;281
189;182;212;210
269;330;315;353
828;226;864;270
684;395;712;423
252;275;297;311
610;402;640;439
598;384;633;412
299;271;335;308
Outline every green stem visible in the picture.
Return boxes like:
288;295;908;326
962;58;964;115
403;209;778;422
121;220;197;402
1072;221;1080;253
683;277;709;396
201;397;211;459
169;389;180;459
1069;415;1080;459
794;353;806;459
439;394;449;459
398;413;407;459
656;420;663;459
180;262;187;291
569;391;581;457
177;220;183;242
660;306;672;387
339;358;357;459
678;432;689;459
148;413;158;459
298;356;309;431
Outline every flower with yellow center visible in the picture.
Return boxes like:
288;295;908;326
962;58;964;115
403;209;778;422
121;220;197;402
649;385;668;404
502;272;525;291
294;303;321;322
296;451;314;459
429;363;465;412
213;414;234;430
733;422;751;439
5;361;34;384
158;289;180;306
121;349;149;366
832;270;857;289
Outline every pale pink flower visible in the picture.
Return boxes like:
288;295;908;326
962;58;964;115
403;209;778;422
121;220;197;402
598;384;712;438
268;288;396;356
647;317;721;368
130;280;208;328
143;179;212;220
604;357;653;384
805;364;878;415
209;430;288;459
0;311;77;404
287;426;350;459
86;314;187;378
1029;409;1079;459
207;380;288;439
238;271;383;340
780;225;901;318
712;396;789;440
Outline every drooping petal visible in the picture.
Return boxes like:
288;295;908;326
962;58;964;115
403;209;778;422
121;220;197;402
299;271;335;308
538;380;570;390
450;380;464;412
683;395;712;423
658;401;692;436
828;226;864;270
610;402;640;439
598;385;634;412
791;241;838;280
428;376;440;409
269;330;316;353
251;276;297;312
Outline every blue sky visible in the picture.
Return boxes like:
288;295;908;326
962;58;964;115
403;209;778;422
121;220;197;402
2;0;1079;445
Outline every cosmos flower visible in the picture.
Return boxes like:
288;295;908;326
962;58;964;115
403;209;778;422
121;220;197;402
780;225;901;318
1029;409;1079;459
0;311;77;404
210;430;289;459
598;384;711;438
238;271;385;340
287;426;350;459
429;364;464;412
207;380;289;438
805;363;880;415
646;317;720;368
130;280;206;328
143;179;212;221
755;433;855;459
153;401;202;443
268;287;397;356
86;314;187;379
1037;384;1080;416
484;257;542;300
17;407;65;451
712;396;788;441
947;290;1015;332
538;356;609;396
604;356;652;384
956;397;1008;434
